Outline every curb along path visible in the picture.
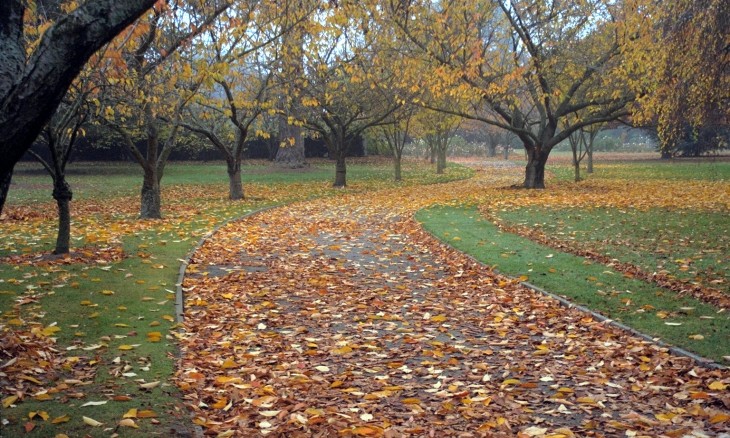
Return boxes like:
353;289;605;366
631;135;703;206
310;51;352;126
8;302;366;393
175;183;730;437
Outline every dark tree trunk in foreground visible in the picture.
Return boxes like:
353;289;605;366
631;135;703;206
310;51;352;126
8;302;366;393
52;180;72;254
0;171;12;217
0;0;156;214
503;146;510;160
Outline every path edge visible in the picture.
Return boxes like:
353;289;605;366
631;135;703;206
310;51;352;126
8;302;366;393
175;204;281;323
416;207;727;370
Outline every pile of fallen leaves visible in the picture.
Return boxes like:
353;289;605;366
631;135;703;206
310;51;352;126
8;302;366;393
1;326;63;407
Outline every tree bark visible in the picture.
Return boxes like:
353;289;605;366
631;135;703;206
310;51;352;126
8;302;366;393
394;153;402;182
587;146;594;173
0;169;12;218
436;146;446;174
276;116;306;168
333;151;347;187
503;146;510;160
227;158;244;200
52;178;72;254
140;166;161;219
0;0;156;210
523;147;548;188
486;143;497;157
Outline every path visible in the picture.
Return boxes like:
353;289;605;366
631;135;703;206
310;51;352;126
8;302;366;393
176;169;729;437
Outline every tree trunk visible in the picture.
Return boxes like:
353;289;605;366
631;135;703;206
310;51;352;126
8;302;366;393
140;167;161;219
0;168;12;217
276;117;306;168
333;150;347;187
430;144;436;164
486;143;497;157
571;142;581;182
394;154;402;182
436;146;446;174
503;146;509;160
227;158;244;200
523;147;548;189
52;178;72;254
586;147;594;173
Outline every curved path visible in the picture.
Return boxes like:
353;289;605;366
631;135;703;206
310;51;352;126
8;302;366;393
176;169;729;437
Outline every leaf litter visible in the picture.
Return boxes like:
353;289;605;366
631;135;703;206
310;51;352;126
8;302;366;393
176;183;730;437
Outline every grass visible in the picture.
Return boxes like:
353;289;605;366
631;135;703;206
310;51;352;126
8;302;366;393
544;153;730;183
497;207;729;295
8;158;474;204
0;158;473;437
417;204;730;363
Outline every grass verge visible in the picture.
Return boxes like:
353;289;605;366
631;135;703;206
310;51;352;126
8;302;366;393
417;204;730;363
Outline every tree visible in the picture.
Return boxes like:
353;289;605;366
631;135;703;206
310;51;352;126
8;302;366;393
274;3;310;169
628;0;729;154
387;0;639;188
378;105;415;181
296;1;400;187
179;2;290;200
98;1;229;218
0;0;157;215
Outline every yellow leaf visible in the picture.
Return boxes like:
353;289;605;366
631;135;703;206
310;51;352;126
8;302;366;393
83;416;103;427
119;418;139;428
51;415;71;424
147;331;162;342
212;398;228;409
123;408;138;418
708;381;727;390
149;321;160;327
501;378;521;386
710;413;729;423
101;290;114;295
162;315;175;322
139;381;160;389
402;398;422;405
430;314;447;322
2;395;18;408
221;358;238;369
118;344;135;351
137;410;157;418
331;346;353;355
576;397;597;405
41;325;61;336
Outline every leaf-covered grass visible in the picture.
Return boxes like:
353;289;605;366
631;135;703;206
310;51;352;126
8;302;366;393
497;207;729;295
0;159;473;436
8;158;473;204
544;154;730;183
417;204;730;363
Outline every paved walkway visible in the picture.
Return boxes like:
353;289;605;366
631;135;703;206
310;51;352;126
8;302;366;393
176;176;729;437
